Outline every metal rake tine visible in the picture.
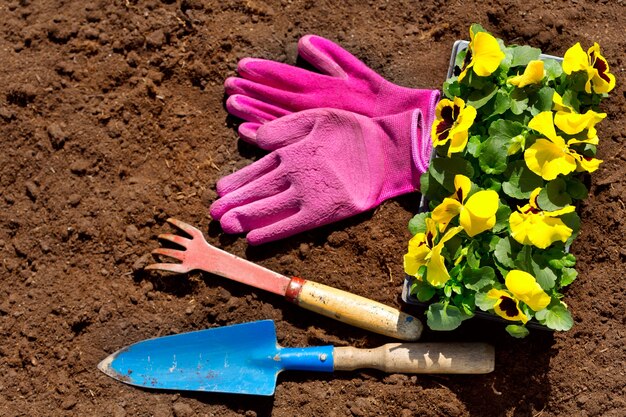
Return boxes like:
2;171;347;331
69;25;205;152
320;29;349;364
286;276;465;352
166;218;204;239
144;262;191;274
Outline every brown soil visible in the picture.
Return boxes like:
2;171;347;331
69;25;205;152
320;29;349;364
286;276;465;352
1;1;625;416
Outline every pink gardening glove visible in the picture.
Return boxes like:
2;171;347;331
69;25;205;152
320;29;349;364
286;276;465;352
209;107;432;245
225;34;439;143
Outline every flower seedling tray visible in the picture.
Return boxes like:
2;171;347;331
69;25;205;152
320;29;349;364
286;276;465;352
402;36;576;334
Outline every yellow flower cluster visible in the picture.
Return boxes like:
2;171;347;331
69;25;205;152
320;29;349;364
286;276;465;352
404;175;498;287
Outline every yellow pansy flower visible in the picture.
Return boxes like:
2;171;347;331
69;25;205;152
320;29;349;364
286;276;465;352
432;175;499;237
487;270;551;323
431;97;477;157
486;288;529;323
509;188;575;249
508;60;545;87
563;42;616;94
524;111;602;180
403;218;463;287
458;27;505;81
552;92;606;139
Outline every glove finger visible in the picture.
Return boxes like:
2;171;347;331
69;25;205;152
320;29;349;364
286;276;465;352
210;166;288;220
298;34;376;80
237;57;332;90
237;122;261;144
255;110;321;151
219;190;299;234
225;77;305;112
214;153;280;197
226;95;290;124
245;210;310;245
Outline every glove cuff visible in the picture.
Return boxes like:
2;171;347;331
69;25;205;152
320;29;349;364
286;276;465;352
411;89;440;179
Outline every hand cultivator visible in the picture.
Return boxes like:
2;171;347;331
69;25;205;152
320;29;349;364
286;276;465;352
146;218;423;341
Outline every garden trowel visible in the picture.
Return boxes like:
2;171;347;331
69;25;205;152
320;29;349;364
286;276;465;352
98;320;495;396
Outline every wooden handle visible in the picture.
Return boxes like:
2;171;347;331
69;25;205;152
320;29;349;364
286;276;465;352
287;279;422;341
333;343;495;374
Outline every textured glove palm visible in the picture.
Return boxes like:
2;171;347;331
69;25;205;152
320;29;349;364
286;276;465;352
210;108;430;245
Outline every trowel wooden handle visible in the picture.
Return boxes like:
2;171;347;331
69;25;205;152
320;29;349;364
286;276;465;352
285;278;423;341
333;343;495;374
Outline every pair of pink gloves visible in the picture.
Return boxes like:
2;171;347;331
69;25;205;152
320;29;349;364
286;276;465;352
210;35;440;245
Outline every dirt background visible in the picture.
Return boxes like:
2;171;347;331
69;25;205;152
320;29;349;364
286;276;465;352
1;0;624;416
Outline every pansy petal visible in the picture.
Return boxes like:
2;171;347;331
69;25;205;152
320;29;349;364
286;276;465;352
591;70;616;94
426;243;451;287
505;271;551;311
528;216;573;249
555;109;606;136
404;233;430;276
509;210;533;246
588;42;616;93
472;32;505;76
453;175;472;202
562;42;589;74
528;112;559;142
552;92;573;112
544;205;576;217
525;139;577;180
432;199;462;232
573;153;602;173
463;190;499;219
508;60;545;87
459;190;499;237
491;292;528;323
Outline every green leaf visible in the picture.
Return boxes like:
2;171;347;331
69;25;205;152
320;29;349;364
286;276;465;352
515;245;533;272
509;45;541;67
510;89;529;115
459;293;476;316
478;136;509;174
475;291;498;312
535;303;573;331
502;160;544;199
560;211;581;246
531;254;558;290
493;204;512;233
505;325;530;338
546;249;576;270
543;59;563;80
421;170;449;202
566;177;588;200
560;267;578;287
411;279;437;302
561;90;581;111
479;120;526;175
537;178;572;210
455;49;467;70
430;157;475;192
470;23;487;35
467;84;498;110
462;266;496;291
533;86;555;112
466;135;483;157
466;240;481;269
408;212;429;235
493;90;511;115
443;78;461;99
426;303;464;331
494;237;518;268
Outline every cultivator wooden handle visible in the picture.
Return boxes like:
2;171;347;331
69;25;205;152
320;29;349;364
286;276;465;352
286;277;422;340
